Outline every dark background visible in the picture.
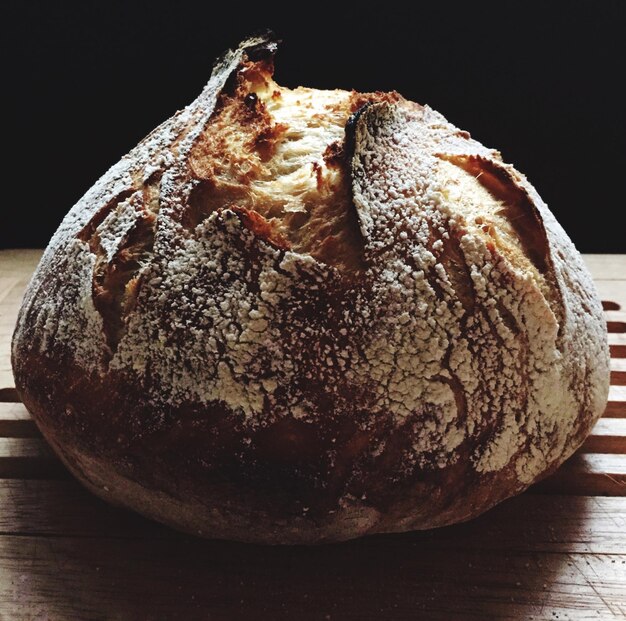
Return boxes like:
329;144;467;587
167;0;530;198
3;1;624;251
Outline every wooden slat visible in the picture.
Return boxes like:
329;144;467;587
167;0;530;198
608;333;626;347
0;402;39;437
606;310;626;324
582;419;626;453
535;453;626;496
0;438;67;479
0;369;14;392
606;385;626;417
0;493;624;620
0;402;27;418
611;358;626;372
0;354;15;389
0;438;51;459
0;479;169;539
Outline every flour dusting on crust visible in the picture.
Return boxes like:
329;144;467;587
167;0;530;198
12;35;610;543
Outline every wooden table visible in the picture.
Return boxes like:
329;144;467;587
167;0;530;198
1;249;624;620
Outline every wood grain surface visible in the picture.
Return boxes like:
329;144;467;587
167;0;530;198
0;249;624;620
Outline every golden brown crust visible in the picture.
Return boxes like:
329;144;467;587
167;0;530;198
12;35;610;544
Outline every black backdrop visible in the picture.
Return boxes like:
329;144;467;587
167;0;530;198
3;1;624;251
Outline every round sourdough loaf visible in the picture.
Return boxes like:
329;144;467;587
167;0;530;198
12;34;609;544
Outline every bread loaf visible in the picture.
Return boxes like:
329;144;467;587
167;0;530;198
12;34;610;544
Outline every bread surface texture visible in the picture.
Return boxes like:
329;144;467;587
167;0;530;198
12;35;609;544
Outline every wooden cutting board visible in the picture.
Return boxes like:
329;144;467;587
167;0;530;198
1;250;624;620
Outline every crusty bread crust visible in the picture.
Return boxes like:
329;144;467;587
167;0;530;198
12;34;609;544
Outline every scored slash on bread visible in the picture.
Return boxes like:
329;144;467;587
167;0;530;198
11;33;609;544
